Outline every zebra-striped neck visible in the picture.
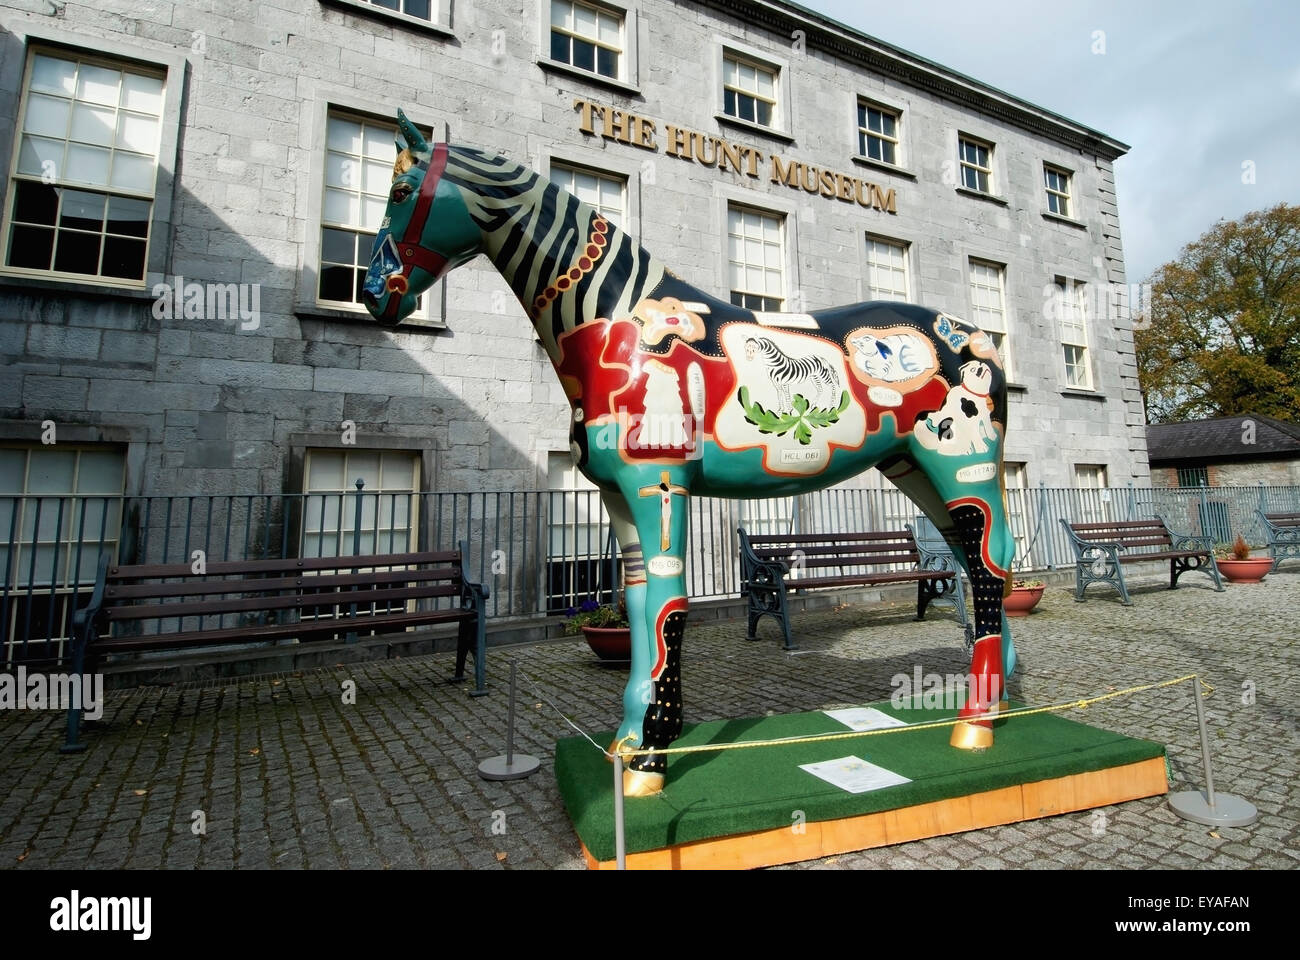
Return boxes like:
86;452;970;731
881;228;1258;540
439;146;665;355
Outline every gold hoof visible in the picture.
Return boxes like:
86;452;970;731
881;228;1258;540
622;769;665;797
950;720;994;750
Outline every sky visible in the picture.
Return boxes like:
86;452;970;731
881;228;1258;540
805;0;1300;282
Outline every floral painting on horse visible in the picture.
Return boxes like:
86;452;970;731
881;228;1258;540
363;112;1017;797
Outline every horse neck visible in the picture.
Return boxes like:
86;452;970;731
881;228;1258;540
442;147;665;352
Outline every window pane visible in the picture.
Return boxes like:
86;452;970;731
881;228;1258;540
30;55;76;96
65;142;110;184
550;0;570;28
8;225;55;270
323;187;359;225
598;13;620;45
53;230;101;274
361;123;390;160
572;38;595;71
17;135;64;177
70;103;115;145
13;181;59;225
108;151;153;192
596;46;617;78
361;195;386;227
550;31;570;63
23;93;70;138
76;64;120;106
319;265;355;302
321;228;357;265
308;451;346;491
76;450;125;495
115;112;159;153
404;0;431;20
363;158;389;194
120;72;163;114
29;449;77;493
59;190;105;231
574;2;597;37
327;117;362;154
106;195;150;237
101;236;146;279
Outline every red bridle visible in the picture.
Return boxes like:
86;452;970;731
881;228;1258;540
379;142;449;323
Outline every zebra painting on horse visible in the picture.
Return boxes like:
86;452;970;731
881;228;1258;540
363;113;1018;797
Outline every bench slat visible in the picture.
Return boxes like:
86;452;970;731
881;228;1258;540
105;565;459;600
108;549;462;580
99;607;473;652
747;531;917;545
104;582;462;622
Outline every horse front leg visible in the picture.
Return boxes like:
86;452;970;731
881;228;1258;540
945;491;1015;749
604;469;692;797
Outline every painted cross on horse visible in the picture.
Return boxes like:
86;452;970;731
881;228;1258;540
363;112;1017;797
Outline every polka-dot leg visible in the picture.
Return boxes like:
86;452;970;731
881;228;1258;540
950;502;1006;714
629;609;686;776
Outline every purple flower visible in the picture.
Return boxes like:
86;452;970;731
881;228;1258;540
565;606;576;617
580;599;600;613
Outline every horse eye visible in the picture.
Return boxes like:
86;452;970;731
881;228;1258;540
391;184;413;203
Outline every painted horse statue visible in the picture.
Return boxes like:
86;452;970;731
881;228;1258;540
363;112;1017;797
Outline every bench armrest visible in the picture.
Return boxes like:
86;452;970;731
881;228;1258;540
1258;510;1300;543
1155;514;1213;553
456;539;490;606
736;527;789;591
71;552;111;632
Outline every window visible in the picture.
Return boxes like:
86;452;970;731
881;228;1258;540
550;0;623;80
1044;164;1072;217
958;136;993;193
968;259;1010;376
722;53;777;128
360;0;436;22
1002;462;1032;567
1;444;126;665
1056;278;1091;389
302;449;420;557
319;111;427;318
858;102;900;165
727;205;784;311
3;49;165;284
865;236;909;302
546;452;615;612
1177;466;1208;488
549;163;625;226
1074;463;1111;523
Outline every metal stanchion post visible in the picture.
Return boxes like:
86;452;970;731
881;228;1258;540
1168;676;1257;826
614;753;627;870
478;660;540;780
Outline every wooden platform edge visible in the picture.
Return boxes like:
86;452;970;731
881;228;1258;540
582;755;1168;870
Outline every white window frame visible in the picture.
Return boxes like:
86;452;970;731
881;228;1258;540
1044;164;1072;218
548;161;627;227
301;447;421;559
857;100;901;167
715;41;792;138
1056;276;1092;389
295;92;445;328
548;0;626;81
958;134;994;194
340;0;452;30
726;202;785;312
537;0;640;92
0;39;184;290
968;258;1011;378
864;235;909;302
1;443;126;665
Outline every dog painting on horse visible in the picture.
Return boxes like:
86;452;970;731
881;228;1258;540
363;113;1017;796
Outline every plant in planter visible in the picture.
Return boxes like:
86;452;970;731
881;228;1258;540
1004;578;1046;617
564;598;632;662
1214;535;1272;584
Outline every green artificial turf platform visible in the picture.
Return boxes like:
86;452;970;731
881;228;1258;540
556;698;1167;864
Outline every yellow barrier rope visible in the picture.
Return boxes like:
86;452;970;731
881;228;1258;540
615;673;1210;760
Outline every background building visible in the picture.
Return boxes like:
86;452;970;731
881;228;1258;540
0;0;1153;656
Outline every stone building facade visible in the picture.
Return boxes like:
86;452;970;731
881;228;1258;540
0;0;1146;513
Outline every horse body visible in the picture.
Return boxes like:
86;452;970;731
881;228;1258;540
364;119;1017;796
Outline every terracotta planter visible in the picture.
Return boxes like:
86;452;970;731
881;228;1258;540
1215;557;1272;584
1004;585;1045;617
580;625;632;662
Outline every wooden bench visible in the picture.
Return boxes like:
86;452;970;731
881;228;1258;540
1060;516;1223;605
1257;509;1300;572
737;526;969;651
62;543;488;752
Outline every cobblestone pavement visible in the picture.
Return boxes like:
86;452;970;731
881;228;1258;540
2;571;1297;870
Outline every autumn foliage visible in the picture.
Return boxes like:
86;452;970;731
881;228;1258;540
1135;203;1300;423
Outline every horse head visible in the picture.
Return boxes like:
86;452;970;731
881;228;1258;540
362;111;481;325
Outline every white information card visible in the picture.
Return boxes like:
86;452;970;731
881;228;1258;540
799;756;911;794
823;707;908;731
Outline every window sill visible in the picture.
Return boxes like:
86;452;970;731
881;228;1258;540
850;156;917;180
955;187;1008;206
1041;210;1087;230
714;113;794;143
1005;381;1028;393
295;303;446;331
318;0;454;39
0;271;154;302
537;59;641;97
1059;387;1104;400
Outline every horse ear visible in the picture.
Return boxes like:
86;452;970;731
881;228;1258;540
395;108;431;161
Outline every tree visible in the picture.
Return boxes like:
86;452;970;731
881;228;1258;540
1135;203;1300;424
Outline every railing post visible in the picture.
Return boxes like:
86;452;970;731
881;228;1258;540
1040;483;1056;570
346;478;364;643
